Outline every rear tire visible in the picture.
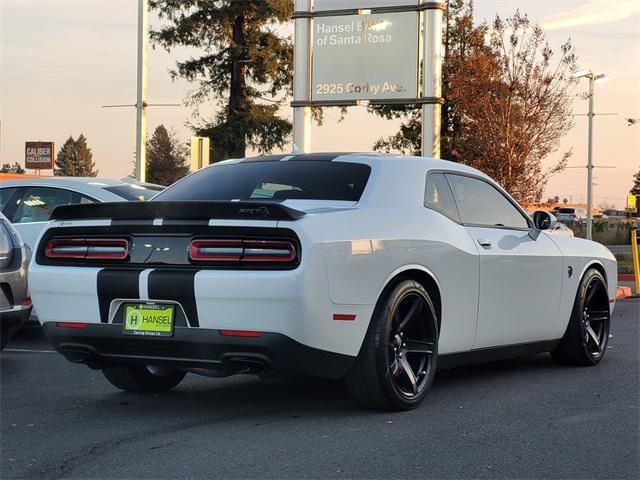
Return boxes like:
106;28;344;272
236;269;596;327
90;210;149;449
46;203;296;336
345;279;438;410
551;269;611;366
102;365;186;392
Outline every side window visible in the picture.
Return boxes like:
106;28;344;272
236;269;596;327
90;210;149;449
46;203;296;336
424;173;460;222
0;188;20;214
446;174;529;229
76;194;97;204
12;187;74;224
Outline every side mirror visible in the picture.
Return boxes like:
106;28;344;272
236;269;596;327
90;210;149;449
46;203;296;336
529;211;557;240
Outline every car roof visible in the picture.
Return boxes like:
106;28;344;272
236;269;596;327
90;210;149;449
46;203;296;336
0;177;150;202
216;152;488;177
0;177;129;188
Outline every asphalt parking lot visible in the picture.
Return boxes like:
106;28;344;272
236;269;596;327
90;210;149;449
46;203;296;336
1;297;638;480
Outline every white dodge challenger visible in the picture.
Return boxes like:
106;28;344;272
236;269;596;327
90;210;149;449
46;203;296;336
28;153;617;410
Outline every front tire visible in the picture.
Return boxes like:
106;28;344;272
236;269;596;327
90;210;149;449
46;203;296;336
345;279;438;410
551;269;611;366
102;365;186;392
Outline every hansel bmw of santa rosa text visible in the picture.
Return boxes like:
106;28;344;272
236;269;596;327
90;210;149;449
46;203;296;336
28;153;617;410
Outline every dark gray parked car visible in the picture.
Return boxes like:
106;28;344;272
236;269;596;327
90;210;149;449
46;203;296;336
0;212;31;350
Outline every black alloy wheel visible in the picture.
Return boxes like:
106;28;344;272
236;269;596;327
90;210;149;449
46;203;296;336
388;292;435;398
552;268;611;366
345;279;439;410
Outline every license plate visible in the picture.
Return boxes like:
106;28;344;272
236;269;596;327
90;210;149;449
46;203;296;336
123;303;174;337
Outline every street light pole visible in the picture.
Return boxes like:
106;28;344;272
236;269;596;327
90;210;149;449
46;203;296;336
586;74;595;240
135;0;149;183
573;69;609;241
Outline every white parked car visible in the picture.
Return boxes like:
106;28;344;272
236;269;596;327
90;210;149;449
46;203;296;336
547;222;575;237
555;207;587;223
28;154;617;410
0;178;163;250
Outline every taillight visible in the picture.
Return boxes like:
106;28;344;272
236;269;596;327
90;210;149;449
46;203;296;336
190;240;243;262
242;240;297;262
189;238;297;264
45;238;129;260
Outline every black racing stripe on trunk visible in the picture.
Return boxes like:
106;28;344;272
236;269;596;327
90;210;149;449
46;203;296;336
161;219;210;226
147;270;199;327
111;219;154;226
97;269;142;323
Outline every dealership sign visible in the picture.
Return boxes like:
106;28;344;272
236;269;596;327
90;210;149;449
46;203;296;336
313;0;419;12
292;0;445;156
311;12;419;101
25;142;55;170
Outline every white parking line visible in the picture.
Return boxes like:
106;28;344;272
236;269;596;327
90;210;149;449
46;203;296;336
3;348;57;354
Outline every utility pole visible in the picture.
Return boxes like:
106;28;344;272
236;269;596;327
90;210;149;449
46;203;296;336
573;70;609;240
135;0;149;183
586;74;594;241
102;0;179;182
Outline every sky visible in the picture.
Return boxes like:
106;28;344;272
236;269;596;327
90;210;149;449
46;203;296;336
1;0;639;208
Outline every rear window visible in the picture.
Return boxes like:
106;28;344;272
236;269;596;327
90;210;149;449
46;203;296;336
103;184;163;201
557;208;576;214
154;161;371;202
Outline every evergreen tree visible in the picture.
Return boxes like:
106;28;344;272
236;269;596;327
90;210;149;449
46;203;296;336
54;134;98;177
150;1;294;163
146;125;189;186
631;167;640;196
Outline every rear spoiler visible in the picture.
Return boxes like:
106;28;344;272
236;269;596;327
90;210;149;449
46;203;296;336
50;201;306;222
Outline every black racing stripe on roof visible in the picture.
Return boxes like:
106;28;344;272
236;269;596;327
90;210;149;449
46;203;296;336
240;153;354;163
241;154;290;162
288;153;353;162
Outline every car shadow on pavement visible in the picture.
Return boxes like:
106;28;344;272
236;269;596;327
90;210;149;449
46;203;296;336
79;353;564;425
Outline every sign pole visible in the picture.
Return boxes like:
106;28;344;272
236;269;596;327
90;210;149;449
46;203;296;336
293;0;312;153
421;6;443;158
135;0;149;182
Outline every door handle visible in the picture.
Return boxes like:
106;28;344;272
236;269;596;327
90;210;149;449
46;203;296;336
477;238;492;247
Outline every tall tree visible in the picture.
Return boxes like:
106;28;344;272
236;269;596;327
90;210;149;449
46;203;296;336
146;125;189;186
150;0;294;163
54;134;98;177
371;5;576;204
369;0;487;157
448;12;576;203
631;167;640;196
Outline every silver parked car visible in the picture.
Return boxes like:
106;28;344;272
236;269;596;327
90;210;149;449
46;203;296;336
0;178;163;250
0;212;31;350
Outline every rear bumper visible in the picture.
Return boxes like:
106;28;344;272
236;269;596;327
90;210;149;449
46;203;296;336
1;305;32;332
42;322;355;379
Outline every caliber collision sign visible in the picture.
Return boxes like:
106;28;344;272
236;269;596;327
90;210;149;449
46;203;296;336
311;12;419;102
25;142;55;170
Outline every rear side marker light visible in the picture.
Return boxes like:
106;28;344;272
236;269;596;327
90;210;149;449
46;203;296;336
56;322;88;329
219;330;262;337
333;314;357;321
190;239;297;264
45;238;129;260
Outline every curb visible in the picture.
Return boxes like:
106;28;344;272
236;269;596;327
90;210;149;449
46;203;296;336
616;286;632;299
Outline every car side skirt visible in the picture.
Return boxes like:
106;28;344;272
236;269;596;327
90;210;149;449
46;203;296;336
437;340;561;370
